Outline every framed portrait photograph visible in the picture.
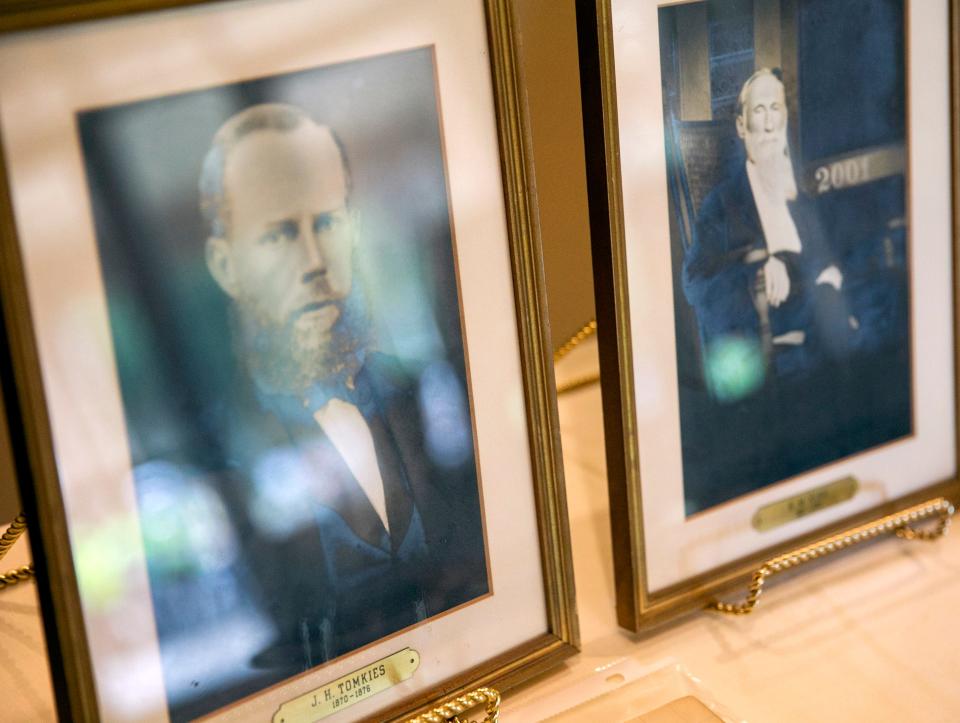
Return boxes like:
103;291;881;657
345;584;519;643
0;0;577;720
578;0;960;629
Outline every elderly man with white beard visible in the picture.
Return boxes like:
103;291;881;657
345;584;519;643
683;68;851;384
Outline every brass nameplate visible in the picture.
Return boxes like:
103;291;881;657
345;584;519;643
274;648;420;722
752;477;858;532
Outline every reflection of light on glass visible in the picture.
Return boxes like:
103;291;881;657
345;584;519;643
249;446;317;539
418;361;472;468
99;650;167;721
137;461;238;576
74;518;140;614
162;612;275;707
355;211;444;361
704;336;765;402
133;461;278;711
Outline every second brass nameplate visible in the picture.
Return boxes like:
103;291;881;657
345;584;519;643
752;477;858;532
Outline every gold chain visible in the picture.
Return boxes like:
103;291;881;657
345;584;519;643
553;319;596;363
555;372;601;395
709;497;954;615
403;686;500;723
554;319;599;395
0;564;35;590
0;513;34;592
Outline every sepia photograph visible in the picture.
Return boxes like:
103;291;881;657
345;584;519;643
658;0;911;513
78;47;489;719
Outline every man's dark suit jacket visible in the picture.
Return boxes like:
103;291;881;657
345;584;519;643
682;163;838;357
216;352;488;673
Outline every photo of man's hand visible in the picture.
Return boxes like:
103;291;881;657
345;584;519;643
763;255;790;307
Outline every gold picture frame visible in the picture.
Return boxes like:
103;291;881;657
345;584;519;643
0;1;578;719
577;0;960;630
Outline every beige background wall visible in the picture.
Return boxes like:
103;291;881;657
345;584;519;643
514;0;595;351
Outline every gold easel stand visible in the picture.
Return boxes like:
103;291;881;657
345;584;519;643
403;686;500;723
0;513;34;591
709;497;954;615
554;319;600;395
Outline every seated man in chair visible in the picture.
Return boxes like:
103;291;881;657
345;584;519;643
682;69;851;382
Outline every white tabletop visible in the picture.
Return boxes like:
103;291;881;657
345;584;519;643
2;336;959;721
501;336;960;722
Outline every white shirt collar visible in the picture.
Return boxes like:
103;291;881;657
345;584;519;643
314;398;389;533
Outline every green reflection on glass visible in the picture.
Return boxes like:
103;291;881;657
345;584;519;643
704;336;765;402
73;518;140;613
